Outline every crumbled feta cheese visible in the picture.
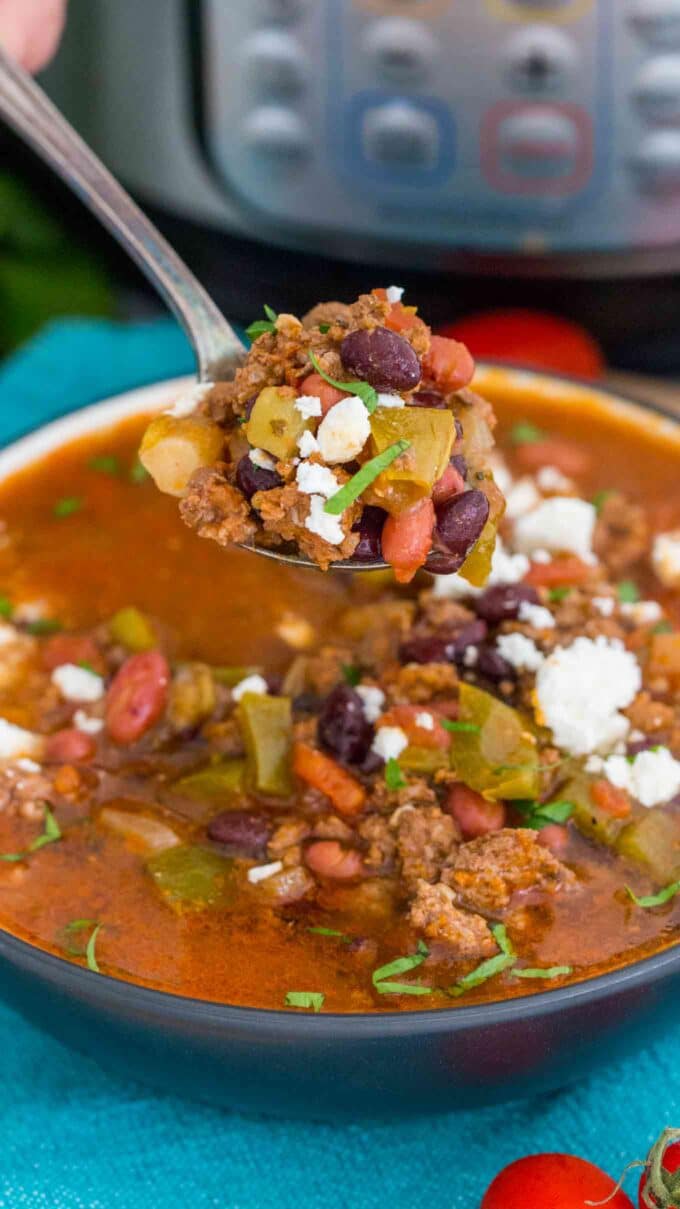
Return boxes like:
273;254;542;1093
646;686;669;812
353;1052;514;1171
356;684;385;723
316;396;370;464
13;600;49;623
73;709;104;735
488;454;513;497
496;633;545;672
0;623;19;647
621;600;663;625
376;393;405;409
505;477;542;520
305;496;345;546
247;860;283;885
463;647;479;668
513;497;597;563
294;394;323;420
518;601;555;629
600;747;680;808
488;539;531;586
386;285;404;303
535;636;641;756
16;757;41;773
165;382;213;419
432;573;477;600
249;448;277;471
297;430;320;458
531;549;552;565
592;596;615;617
0;718;43;760
296;462;338;498
371;725;409;762
415;712;435;731
51;663;104;703
536;465;573;493
276;613;315;650
652;531;680;588
232;674;269;702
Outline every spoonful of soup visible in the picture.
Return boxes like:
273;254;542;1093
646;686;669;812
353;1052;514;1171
0;49;503;581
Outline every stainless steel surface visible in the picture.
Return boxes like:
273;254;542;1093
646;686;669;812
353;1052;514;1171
0;47;245;383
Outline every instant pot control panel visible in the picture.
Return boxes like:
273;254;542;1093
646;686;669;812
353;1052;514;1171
195;1;680;264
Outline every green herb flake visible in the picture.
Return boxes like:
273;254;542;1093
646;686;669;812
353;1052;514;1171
617;580;640;604
592;489;614;514
515;799;574;830
285;991;325;1012
441;720;481;734
652;620;674;635
309;351;378;414
342;663;361;687
626;881;680;909
61;918;99;957
324;439;410;516
78;660;96;675
373;981;432;997
86;923;103;973
548;587;571;603
318;323;331;334
0;803;61;863
308;926;349;941
53;496;82;518
385;758;406;791
129;459;149;484
26;618;62;636
88;454;120;476
0;596;13;619
510;421;545;446
511;965;573;980
372;940;430;995
246;304;278;342
448;924;516;997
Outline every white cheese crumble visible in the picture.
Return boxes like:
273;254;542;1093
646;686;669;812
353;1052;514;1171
0;623;20;647
488;454;513;497
592;596;615;617
276;614;315;650
297;430;320;458
536;465;573;493
316;396;370;464
531;549;552;565
376;393;405;409
73;709;104;735
51;663;104;703
652;531;680;588
165;382;213;419
247;860;283;885
296;462;338;498
535;636;641;757
505;477;542;521
305;496;345;546
356;684;385;723
249;448;277;471
513;497;597;563
621;600;663;625
232;674;269;702
415;712;435;731
518;601;555;629
371;725;409;762
599;747;680;809
294;394;323;420
496;633;545;672
386;285;404;303
16;757;41;773
0;718;43;760
463;647;479;668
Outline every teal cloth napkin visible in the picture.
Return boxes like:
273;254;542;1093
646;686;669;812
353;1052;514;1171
0;318;676;1208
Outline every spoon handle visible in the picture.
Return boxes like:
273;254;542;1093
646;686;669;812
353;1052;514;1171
0;48;246;382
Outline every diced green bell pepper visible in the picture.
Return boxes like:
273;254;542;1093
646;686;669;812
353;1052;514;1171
109;606;156;652
175;758;246;800
245;386;310;460
367;406;454;514
211;665;263;687
237;693;293;797
458;473;505;587
617;810;680;883
400;745;450;773
451;682;539;801
147;844;235;908
565;774;627;848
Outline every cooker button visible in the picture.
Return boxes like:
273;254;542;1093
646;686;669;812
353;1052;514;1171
633;54;680;123
628;0;680;49
362;101;439;168
245;30;306;97
499;108;579;177
362;17;437;86
254;0;308;24
503;26;577;93
243;107;310;164
507;0;576;10
630;129;680;189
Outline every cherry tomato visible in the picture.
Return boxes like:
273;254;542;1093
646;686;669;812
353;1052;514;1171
382;498;435;584
444;782;506;838
638;1139;680;1207
482;1153;634;1209
41;634;104;674
45;728;96;764
105;651;169;745
422;334;475;392
440;310;605;380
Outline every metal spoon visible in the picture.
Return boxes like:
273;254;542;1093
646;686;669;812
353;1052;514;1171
0;49;389;571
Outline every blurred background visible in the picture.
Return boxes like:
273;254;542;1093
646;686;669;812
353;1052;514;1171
3;0;680;383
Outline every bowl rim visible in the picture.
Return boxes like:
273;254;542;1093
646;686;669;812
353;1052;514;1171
0;361;678;1034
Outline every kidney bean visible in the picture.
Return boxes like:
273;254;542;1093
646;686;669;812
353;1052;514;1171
475;583;540;625
433;489;489;562
340;327;421;391
317;683;373;764
426;551;467;575
207;811;271;857
400;620;487;665
444;783;506;839
410;389;446;409
351;506;386;562
41;634;104;674
451;620;489;660
382;498;435;584
450;453;467;479
304;840;364;880
476;645;516;682
298;372;347;416
422;335;475;392
432;463;466;506
235;454;281;500
537;823;569;857
45;728;96;764
105;651;170;745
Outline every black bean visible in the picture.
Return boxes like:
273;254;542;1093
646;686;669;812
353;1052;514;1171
317;683;374;764
235;453;281;500
207;811;271;858
475;584;540;625
433;489;490;560
340;327;421;391
410;389;446;409
476;646;516;683
351;506;386;562
450;453;468;479
400;620;487;665
450;620;488;660
426;551;467;575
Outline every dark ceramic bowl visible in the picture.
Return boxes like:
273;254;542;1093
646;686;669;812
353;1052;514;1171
0;370;678;1119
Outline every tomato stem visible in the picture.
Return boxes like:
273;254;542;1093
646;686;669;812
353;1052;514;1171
640;1128;680;1208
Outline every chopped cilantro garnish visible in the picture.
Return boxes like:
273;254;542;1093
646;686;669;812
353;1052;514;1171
309;351;378;414
246;304;278;341
324;439;410;516
511;965;573;980
617;580;640;604
510;421;544;446
0;803;61;863
86;923;102;973
285;991;325;1012
592;489;614;514
449;924;515;997
318;323;331;334
308;926;349;941
385;758;406;790
372;940;430;995
515;799;574;830
77;660;97;675
0;596;13;619
441;719;481;734
342;663;361;687
88;454;120;476
626;881;680;909
53;496;82;518
129;459;149;484
26;617;62;636
652;620;674;635
61;918;99;958
548;587;571;603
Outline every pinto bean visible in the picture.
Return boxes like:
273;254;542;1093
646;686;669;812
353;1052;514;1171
45;728;96;764
444;783;506;839
304;839;364;880
105;651;170;745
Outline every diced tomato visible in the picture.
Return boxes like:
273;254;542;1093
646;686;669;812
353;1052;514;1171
482;1154;633;1209
41;634;105;674
292;742;366;817
442;310;605;380
382;498;435;584
105;651;170;745
298;372;347;416
537;823;570;857
524;556;593;589
432;463;465;505
444;782;506;839
378;704;451;750
304;840;364;880
514;438;592;478
590;778;631;819
45;728;96;764
422;335;475;393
